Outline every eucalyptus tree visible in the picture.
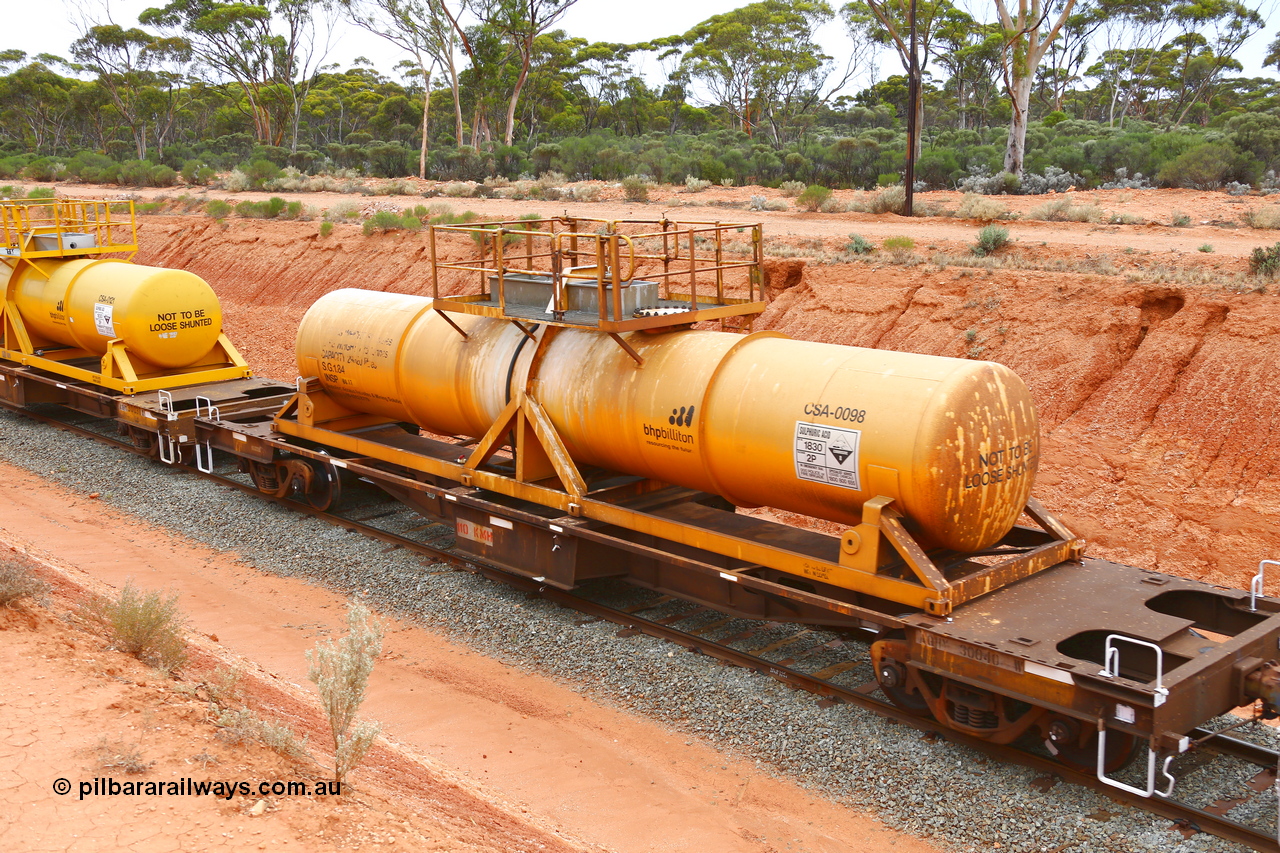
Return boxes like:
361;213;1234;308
841;0;970;155
0;57;80;154
933;19;1004;130
1036;0;1099;114
664;0;838;144
1162;0;1265;125
70;24;192;158
140;0;336;149
341;0;464;175
477;0;581;146
991;0;1079;176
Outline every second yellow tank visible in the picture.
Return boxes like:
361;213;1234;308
296;288;1039;552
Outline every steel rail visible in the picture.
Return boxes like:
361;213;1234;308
4;401;1278;852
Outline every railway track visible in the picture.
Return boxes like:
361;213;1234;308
9;401;1280;852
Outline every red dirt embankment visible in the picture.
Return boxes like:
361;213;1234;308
132;212;1279;591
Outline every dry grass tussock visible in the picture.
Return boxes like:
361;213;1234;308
954;193;1013;222
1025;197;1103;223
216;707;311;762
1243;206;1280;229
0;554;48;607
81;581;188;674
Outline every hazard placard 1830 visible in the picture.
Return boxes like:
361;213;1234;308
794;421;861;490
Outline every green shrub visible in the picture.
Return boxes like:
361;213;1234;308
23;158;67;182
1157;143;1234;189
621;174;652;202
916;148;960;187
882;235;915;260
282;200;303;220
180;159;205;184
137;202;164;215
796;184;832;212
973;225;1010;257
1199;243;1214;253
241;159;281;189
206;199;231;218
84;582;187;674
68;152;120;184
845;234;874;254
363;210;407;235
1249;243;1280;278
234;197;287;219
1171;212;1192;227
149;165;178;187
117;160;154;187
319;221;334;237
26;187;56;199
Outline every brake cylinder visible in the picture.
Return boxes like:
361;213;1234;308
296;288;1040;552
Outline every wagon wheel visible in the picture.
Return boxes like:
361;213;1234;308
1044;715;1142;774
871;634;933;718
298;459;341;512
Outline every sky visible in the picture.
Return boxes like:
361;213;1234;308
6;0;1279;96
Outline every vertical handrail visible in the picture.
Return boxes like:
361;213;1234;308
157;389;175;420
550;232;564;315
1100;634;1168;706
428;225;439;298
594;237;605;321
610;236;622;322
1251;560;1280;611
661;219;671;300
193;391;220;475
713;220;724;302
751;225;763;303
1096;728;1176;798
158;433;178;465
494;229;505;310
687;228;697;311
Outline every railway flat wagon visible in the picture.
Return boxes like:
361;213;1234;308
4;201;1280;823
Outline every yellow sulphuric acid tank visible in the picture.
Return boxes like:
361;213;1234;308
296;288;1039;552
8;257;224;369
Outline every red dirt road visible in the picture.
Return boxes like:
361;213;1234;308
0;461;936;853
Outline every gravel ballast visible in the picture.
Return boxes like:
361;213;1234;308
0;406;1270;853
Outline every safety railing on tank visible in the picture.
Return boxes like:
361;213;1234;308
426;216;765;329
0;198;139;259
